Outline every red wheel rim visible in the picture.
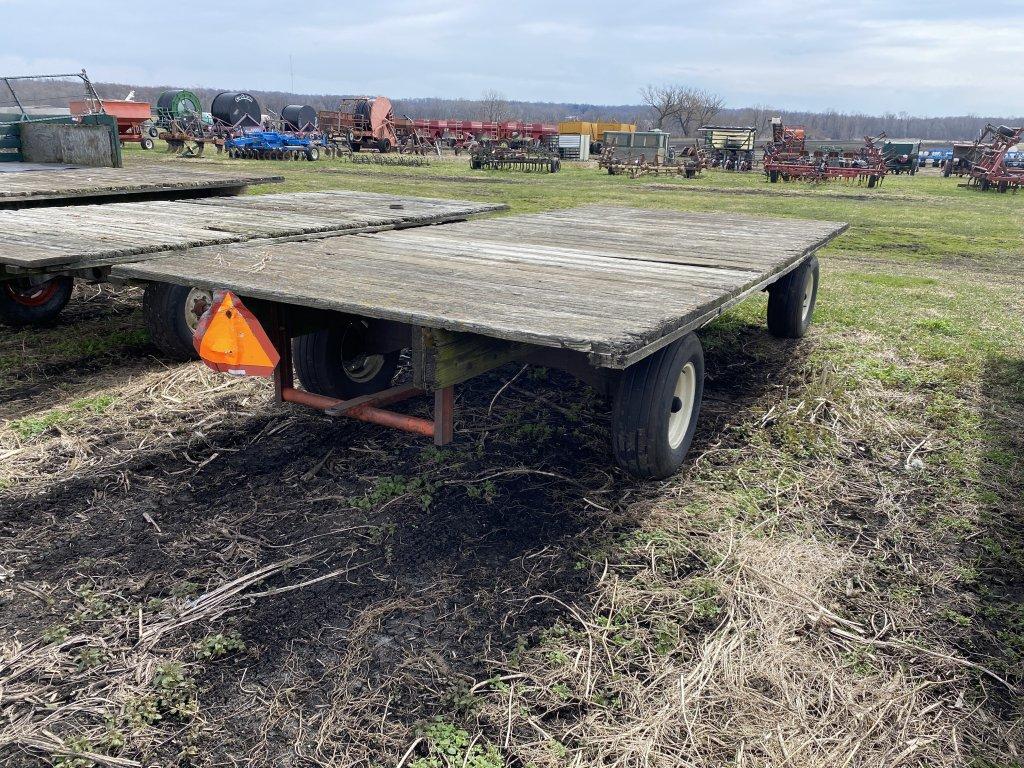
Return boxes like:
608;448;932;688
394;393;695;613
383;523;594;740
4;279;60;307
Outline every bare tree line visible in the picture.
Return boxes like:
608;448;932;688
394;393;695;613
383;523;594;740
638;84;725;136
3;78;1019;141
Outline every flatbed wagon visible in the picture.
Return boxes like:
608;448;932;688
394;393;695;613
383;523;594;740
0;190;503;342
110;205;847;479
0;164;282;209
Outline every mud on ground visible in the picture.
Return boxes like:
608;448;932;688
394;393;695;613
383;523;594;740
1;265;1022;767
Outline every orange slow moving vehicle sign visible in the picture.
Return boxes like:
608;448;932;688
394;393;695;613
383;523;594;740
192;290;280;377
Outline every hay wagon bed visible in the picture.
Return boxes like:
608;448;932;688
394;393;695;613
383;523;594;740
110;204;846;478
0;190;505;337
0;164;283;209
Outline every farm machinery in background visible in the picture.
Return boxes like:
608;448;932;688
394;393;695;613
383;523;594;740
469;142;561;172
920;148;952;168
769;118;807;156
154;90;342;159
599;131;702;178
962;124;1024;192
318;96;399;153
69;96;158;150
763;118;888;187
225;131;321;160
882;139;921;174
698;125;756;170
394;117;559;153
155;89;255;156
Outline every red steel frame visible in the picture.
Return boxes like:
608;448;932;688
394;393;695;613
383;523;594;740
392;118;557;148
266;305;454;446
967;124;1024;192
764;134;888;185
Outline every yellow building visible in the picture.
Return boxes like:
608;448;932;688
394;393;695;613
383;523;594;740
558;121;636;149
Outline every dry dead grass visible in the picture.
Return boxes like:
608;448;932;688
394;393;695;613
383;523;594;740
466;359;1021;768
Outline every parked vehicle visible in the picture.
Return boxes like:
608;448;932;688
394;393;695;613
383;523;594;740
882;140;921;174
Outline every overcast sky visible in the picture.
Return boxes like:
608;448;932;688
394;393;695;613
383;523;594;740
1;0;1021;116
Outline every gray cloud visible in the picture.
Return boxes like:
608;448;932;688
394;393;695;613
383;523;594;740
0;0;1020;114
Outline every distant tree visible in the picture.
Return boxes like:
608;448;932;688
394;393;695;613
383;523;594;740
745;104;774;138
480;89;510;123
677;88;725;137
639;84;684;129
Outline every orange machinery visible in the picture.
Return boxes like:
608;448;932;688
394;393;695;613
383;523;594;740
69;99;157;149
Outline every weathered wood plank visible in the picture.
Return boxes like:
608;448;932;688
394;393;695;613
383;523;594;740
0;165;283;206
0;191;506;269
112;206;848;367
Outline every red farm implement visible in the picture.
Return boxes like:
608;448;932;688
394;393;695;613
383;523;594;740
764;129;888;187
70;99;157;149
318;97;399;153
965;124;1023;192
390;118;558;153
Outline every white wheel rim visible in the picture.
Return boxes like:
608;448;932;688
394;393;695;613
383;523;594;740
184;288;213;332
668;362;696;449
800;269;815;322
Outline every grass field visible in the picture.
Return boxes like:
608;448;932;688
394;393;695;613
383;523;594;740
1;147;1022;767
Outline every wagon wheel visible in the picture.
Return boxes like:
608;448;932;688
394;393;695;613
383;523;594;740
143;282;214;361
611;333;704;479
767;256;819;338
293;321;400;399
0;276;74;326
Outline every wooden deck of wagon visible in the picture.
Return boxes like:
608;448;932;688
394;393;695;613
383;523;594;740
0;165;283;208
112;206;846;367
0;191;507;273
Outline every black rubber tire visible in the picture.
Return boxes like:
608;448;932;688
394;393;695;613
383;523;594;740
767;256;820;339
769;170;779;183
0;276;73;326
611;333;704;479
142;282;205;361
550;158;561;173
980;178;990;191
867;175;878;188
141;137;155;150
305;146;320;161
943;160;952;177
293;322;400;399
377;139;391;153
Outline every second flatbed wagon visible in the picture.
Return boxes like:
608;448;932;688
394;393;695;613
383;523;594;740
111;205;847;479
